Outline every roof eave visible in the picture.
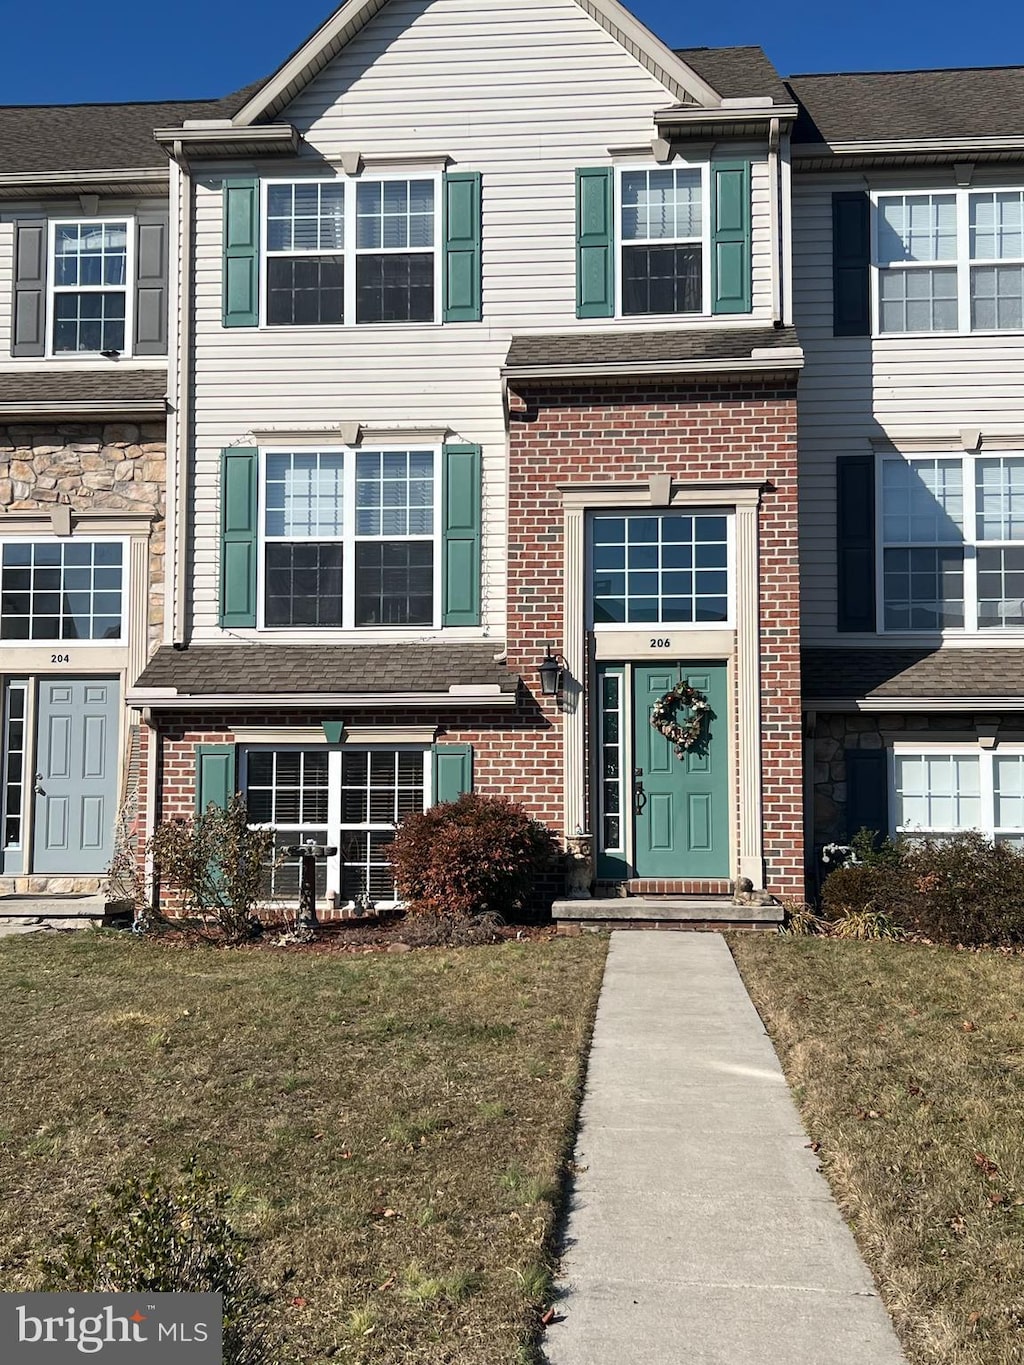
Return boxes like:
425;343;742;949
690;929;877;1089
153;125;300;157
792;134;1024;163
502;350;804;382
126;687;519;710
0;399;167;419
804;695;1024;712
657;102;797;128
0;167;168;199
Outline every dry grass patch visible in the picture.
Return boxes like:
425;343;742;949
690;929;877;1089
0;931;607;1364
731;935;1024;1365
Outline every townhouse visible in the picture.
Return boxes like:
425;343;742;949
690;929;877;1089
1;0;1021;921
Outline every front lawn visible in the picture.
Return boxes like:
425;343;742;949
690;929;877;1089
731;936;1024;1365
0;932;607;1364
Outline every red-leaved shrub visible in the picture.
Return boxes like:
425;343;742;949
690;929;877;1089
389;793;558;921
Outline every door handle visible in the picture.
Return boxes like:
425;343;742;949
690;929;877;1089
634;777;647;816
33;773;44;796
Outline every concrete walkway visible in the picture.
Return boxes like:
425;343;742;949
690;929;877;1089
543;933;908;1365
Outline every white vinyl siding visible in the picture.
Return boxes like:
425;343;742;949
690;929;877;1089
794;174;1024;643
185;0;776;639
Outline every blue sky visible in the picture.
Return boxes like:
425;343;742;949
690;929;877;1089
3;0;1022;106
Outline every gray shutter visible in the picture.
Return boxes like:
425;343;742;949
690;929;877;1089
845;749;888;843
134;211;169;355
837;455;876;633
12;220;46;357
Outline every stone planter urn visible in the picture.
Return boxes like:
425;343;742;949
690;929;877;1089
565;833;594;900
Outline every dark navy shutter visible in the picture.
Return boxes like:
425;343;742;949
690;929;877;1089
223;179;259;328
442;443;481;626
710;159;752;314
576;168;614;318
12;220;47;356
845;749;888;843
195;744;235;813
833;191;871;337
134;211;169;355
432;744;473;803
443;172;482;322
837;454;876;633
219;448;258;628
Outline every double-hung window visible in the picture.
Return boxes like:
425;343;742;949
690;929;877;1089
261;448;437;629
51;219;131;354
242;745;427;903
0;539;124;642
893;746;1024;845
879;453;1024;632
874;188;1024;334
263;176;437;326
620;167;705;316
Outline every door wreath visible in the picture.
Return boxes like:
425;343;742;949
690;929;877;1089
650;681;711;759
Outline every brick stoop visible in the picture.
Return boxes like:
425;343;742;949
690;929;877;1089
552;896;782;933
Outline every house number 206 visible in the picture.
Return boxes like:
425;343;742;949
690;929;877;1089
649;638;672;648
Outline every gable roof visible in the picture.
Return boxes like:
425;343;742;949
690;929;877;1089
676;46;790;106
0;86;259;177
230;0;723;126
788;65;1024;147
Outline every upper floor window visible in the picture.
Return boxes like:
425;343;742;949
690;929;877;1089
0;539;124;641
260;447;437;629
874;189;1024;334
880;453;1024;631
590;511;732;627
51;220;131;354
620;167;704;316
263;177;437;327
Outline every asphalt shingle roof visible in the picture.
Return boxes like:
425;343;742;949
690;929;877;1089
676;46;791;106
802;648;1024;701
135;644;517;697
787;66;1024;146
504;325;800;371
0;85;260;176
0;370;167;410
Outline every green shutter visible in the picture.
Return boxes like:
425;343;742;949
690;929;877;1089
833;191;871;337
837;454;876;632
196;744;235;813
710;159;752;314
442;443;481;626
576;167;614;318
220;448;258;628
443;172;482;322
845;748;888;845
223;179;259;328
432;744;473;803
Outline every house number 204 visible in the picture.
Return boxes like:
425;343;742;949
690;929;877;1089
51;654;70;663
649;638;672;648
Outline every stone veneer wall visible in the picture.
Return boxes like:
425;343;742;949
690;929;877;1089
811;711;980;847
0;422;165;653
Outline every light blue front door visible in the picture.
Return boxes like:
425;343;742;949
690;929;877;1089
33;678;120;874
633;663;730;879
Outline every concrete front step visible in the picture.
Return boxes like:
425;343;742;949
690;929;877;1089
552;896;782;932
0;893;109;925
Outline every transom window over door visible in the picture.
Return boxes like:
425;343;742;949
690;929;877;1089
52;220;130;353
0;540;124;641
879;453;1024;632
591;511;732;625
620;167;704;316
260;448;438;629
263;177;437;326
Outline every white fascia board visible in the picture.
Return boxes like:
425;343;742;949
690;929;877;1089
0;400;167;418
153;125;300;154
657;103;798;126
126;689;518;710
804;696;1024;712
231;0;723;128
502;352;804;381
0;168;168;191
793;135;1024;159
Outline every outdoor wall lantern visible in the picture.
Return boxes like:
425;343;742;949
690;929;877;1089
538;643;566;699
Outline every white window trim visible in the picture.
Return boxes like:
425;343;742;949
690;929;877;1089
46;216;136;359
615;161;712;322
1;679;29;871
256;445;443;633
240;743;431;906
874;450;1024;636
871;186;1024;338
585;507;736;632
890;742;1024;842
260;170;443;330
596;665;627;857
0;534;129;647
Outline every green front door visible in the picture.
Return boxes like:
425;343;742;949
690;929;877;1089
633;663;729;878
